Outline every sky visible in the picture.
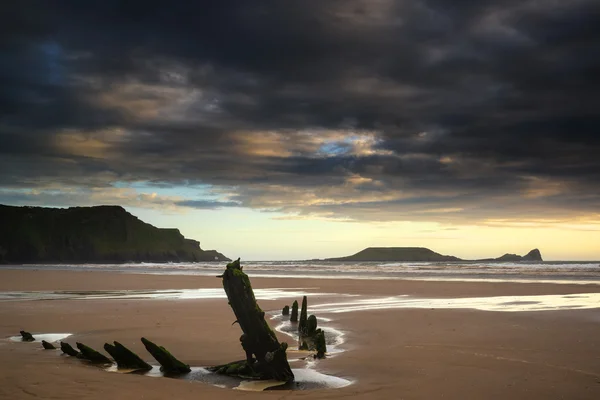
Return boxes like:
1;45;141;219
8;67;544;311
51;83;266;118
1;1;600;260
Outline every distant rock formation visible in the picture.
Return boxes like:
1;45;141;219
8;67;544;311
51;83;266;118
0;204;230;263
477;248;543;262
522;249;543;261
325;247;543;262
325;247;461;262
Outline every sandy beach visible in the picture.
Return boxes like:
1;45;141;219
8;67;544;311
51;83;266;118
1;269;600;399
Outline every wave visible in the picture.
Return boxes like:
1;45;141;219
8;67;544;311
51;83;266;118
2;260;599;283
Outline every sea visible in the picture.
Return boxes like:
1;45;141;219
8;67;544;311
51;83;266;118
2;260;600;285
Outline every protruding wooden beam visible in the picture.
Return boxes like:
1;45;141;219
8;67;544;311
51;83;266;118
141;337;190;374
76;342;112;363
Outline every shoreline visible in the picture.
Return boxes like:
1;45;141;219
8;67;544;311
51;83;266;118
3;262;599;288
0;267;600;294
1;268;600;296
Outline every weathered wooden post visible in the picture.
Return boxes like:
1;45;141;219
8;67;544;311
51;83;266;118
218;258;294;382
307;315;317;335
315;330;327;358
298;296;308;334
290;300;299;322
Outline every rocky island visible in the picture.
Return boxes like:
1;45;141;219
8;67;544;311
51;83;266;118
0;205;230;263
325;247;543;262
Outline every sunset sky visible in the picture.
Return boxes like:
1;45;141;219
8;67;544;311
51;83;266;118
2;1;600;260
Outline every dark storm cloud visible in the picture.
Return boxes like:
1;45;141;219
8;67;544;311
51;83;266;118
1;0;600;222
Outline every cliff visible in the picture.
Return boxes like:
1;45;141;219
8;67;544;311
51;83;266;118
0;205;230;263
326;247;543;262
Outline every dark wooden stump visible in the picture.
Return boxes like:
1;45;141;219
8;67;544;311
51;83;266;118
218;258;294;382
298;296;308;334
307;315;317;335
297;311;327;358
41;340;56;350
20;330;35;342
315;329;327;358
60;341;80;357
290;300;299;322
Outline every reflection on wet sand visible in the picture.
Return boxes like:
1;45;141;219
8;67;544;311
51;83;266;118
2;288;599;313
145;365;351;391
105;364;352;391
0;288;349;302
104;363;352;391
311;292;600;313
9;333;71;343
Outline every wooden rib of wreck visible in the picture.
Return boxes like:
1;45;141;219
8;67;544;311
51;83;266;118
60;341;81;357
290;300;299;322
76;342;112;363
104;341;152;371
297;310;328;358
210;258;294;382
298;296;308;334
306;315;317;335
20;330;35;342
141;337;191;374
315;329;327;359
41;340;56;350
282;305;290;316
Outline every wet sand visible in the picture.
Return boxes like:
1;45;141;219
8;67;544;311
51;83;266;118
1;269;600;399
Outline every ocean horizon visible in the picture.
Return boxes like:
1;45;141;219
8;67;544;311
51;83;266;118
3;260;600;284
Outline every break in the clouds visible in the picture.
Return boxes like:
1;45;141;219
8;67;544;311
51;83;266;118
1;0;600;225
